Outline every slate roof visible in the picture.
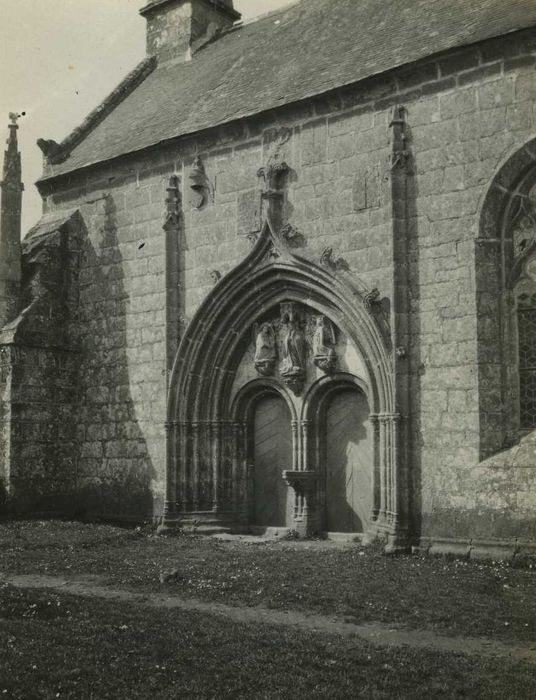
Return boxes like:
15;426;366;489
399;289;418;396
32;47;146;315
43;0;536;180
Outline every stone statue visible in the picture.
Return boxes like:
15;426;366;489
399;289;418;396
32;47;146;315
254;323;276;376
313;316;337;373
280;307;307;392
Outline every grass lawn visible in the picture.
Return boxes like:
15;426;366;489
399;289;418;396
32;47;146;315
1;584;536;700
1;520;536;643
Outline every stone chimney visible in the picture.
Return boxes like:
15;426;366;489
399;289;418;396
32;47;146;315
0;114;23;328
140;0;241;63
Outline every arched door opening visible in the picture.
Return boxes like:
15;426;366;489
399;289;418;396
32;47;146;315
251;392;292;528
323;388;372;533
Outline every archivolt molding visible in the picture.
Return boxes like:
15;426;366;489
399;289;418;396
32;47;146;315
167;216;394;424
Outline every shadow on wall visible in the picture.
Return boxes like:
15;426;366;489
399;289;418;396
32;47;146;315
324;388;371;533
402;123;423;543
75;195;157;523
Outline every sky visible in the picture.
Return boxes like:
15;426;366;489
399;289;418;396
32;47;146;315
0;0;296;233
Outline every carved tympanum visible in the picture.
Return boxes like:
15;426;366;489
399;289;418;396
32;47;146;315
279;303;307;394
313;315;337;373
254;323;277;376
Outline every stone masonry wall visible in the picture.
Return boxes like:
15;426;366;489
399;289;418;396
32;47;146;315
33;26;536;538
0;219;81;515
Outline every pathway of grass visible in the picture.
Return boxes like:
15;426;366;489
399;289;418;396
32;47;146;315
1;521;535;642
3;572;536;664
1;584;536;699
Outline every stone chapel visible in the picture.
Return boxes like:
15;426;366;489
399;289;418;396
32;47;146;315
2;0;536;558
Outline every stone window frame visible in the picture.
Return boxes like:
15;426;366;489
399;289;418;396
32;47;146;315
477;137;536;458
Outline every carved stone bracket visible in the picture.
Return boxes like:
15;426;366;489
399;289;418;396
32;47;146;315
282;470;317;494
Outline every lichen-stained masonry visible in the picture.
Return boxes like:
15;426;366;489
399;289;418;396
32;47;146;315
1;0;536;559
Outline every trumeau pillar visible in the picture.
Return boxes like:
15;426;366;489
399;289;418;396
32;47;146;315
0;113;23;329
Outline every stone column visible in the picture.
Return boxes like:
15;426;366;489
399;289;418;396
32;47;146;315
211;421;221;512
191;422;200;511
369;414;380;523
373;412;405;550
157;420;180;533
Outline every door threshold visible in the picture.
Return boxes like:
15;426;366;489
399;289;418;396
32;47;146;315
325;532;364;543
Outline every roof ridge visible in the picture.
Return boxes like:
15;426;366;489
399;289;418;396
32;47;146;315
232;0;301;29
192;1;302;58
39;56;157;165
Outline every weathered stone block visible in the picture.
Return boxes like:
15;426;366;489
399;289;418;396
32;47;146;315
237;189;261;235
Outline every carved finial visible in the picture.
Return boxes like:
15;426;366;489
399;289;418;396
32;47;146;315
2;113;23;187
9;112;20;126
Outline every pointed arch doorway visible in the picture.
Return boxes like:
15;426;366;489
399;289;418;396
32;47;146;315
252;391;292;528
164;218;405;547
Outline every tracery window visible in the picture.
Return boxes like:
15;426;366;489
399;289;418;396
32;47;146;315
517;289;536;429
510;192;536;432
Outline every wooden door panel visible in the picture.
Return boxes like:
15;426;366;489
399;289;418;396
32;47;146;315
253;395;292;527
325;389;372;532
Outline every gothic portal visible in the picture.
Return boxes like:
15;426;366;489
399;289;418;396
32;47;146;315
163;215;402;543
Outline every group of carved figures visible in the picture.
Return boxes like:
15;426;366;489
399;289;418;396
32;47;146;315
254;304;337;393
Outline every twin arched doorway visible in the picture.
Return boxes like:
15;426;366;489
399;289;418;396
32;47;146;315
243;378;372;535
